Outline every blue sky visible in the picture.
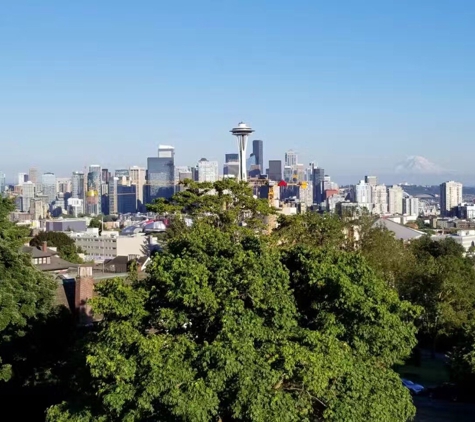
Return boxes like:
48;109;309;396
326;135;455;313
1;0;474;182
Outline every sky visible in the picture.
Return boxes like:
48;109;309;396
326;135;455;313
1;0;474;183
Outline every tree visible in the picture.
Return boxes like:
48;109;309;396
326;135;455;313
30;231;83;263
88;218;103;235
48;219;418;421
0;197;56;382
400;236;475;353
147;179;273;231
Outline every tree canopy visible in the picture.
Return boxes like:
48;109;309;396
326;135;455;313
30;231;83;264
48;215;419;421
0;197;56;382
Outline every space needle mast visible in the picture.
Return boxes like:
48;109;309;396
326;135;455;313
230;122;254;182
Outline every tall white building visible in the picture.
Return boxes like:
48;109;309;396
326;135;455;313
388;185;404;214
403;196;419;217
440;181;463;216
197;158;218;182
18;172;28;185
22;181;35;212
372;184;388;215
355;180;372;205
41;172;57;205
129;166;146;209
285;150;298;167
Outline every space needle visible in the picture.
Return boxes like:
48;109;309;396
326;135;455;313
230;122;254;182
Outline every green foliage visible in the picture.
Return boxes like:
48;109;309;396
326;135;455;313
273;212;347;250
30;231;83;263
0;197;56;382
88;217;103;234
400;237;475;351
448;322;475;387
48;220;418;421
147;179;274;231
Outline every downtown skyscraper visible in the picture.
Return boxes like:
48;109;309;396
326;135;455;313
147;145;175;202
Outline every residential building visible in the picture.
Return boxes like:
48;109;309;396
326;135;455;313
388;185;404;214
268;160;282;182
403;196;420;217
42;172;57;205
252;140;264;172
197;158;219;182
365;175;377;186
453;203;475;220
71;230;147;261
22;243;78;272
147;145;175;202
354;180;372;211
29;197;48;220
440;181;463;217
372;184;388;215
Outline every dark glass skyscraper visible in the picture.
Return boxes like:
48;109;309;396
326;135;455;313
147;145;175;203
268;160;282;181
312;167;325;204
252;140;264;171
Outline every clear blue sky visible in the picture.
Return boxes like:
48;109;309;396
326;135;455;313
1;0;474;182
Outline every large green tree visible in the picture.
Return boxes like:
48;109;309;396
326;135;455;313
48;218;419;421
30;231;83;263
0;197;56;381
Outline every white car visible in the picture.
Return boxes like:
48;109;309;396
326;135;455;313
402;378;424;395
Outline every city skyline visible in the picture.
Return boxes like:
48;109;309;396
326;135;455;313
2;2;475;180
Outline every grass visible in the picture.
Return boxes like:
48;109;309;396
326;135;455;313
396;352;449;387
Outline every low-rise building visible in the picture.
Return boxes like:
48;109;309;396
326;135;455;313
70;230;147;261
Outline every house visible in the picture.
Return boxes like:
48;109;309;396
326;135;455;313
22;241;79;273
102;255;150;274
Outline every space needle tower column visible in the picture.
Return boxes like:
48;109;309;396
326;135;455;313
230;122;254;182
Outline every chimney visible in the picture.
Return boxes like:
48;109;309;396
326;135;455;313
75;266;95;326
42;241;47;253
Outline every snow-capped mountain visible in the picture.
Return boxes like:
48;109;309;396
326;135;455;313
395;156;446;174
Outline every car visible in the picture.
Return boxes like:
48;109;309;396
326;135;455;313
402;378;425;395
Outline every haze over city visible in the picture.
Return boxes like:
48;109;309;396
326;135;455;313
2;1;475;184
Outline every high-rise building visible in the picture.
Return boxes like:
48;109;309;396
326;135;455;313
72;171;85;200
197;158;219;182
372;184;388;215
252;140;264;172
355;180;372;204
41;172;57;205
86;165;102;215
57;178;71;194
147;145;175;202
312;167;325;204
29;168;38;184
18;172;28;185
365;175;377;187
21;181;35;212
129;166;146;211
102;168;111;184
224;153;239;178
268;160;282;181
115;169;129;178
440;181;463;216
285;150;298;167
0;172;5;196
117;185;137;214
388;185;404;215
403;196;419;217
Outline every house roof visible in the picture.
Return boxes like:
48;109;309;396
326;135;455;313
36;256;80;272
21;245;58;258
373;218;424;241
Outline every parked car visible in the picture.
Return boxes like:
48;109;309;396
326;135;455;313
402;378;425;395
